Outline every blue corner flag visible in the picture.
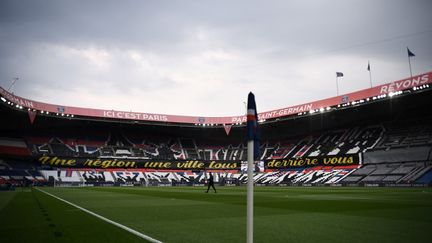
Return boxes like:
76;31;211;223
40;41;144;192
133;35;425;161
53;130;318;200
247;92;260;160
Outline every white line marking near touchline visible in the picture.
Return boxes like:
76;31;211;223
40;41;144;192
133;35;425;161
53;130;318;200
35;187;162;243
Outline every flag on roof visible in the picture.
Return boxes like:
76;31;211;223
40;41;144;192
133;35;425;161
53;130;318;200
407;47;415;57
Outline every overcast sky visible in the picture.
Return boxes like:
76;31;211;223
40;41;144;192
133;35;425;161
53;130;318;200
0;0;431;117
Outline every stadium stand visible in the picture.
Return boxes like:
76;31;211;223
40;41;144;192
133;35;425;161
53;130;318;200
1;74;432;187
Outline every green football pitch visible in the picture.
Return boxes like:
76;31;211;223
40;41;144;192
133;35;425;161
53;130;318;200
1;186;431;243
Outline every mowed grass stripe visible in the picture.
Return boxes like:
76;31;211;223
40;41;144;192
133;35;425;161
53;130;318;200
36;187;162;243
0;188;152;243
42;187;247;242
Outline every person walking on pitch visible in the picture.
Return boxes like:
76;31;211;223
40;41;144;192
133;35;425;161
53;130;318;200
206;172;217;193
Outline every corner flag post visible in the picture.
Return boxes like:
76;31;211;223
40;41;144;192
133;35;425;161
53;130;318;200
247;139;254;243
246;92;259;243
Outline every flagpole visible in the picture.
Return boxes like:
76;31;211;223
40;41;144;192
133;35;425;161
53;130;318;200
367;62;373;88
247;139;254;243
7;77;19;92
368;71;373;88
336;77;339;96
408;50;413;81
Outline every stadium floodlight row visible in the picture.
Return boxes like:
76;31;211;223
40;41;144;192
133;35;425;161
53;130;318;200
1;72;432;189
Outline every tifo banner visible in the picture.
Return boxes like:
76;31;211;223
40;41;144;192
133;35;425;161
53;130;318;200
37;156;239;170
265;154;362;169
37;154;362;170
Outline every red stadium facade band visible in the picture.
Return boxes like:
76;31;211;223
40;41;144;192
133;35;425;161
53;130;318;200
0;72;431;125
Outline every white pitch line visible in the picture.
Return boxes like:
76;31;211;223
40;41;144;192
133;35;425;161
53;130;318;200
35;187;162;243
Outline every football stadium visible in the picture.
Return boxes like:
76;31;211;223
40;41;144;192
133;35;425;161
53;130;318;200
1;71;432;242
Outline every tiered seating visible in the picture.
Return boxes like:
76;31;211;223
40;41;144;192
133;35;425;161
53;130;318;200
341;176;363;183
343;161;430;184
404;165;431;183
360;175;385;183
198;146;223;160
0;137;31;156
265;141;295;159
382;175;403;183
304;126;384;157
391;163;417;174
179;138;199;159
1;105;432;186
0;159;45;184
9;116;427;165
374;120;432;151
370;164;397;175
350;165;376;175
27;136;102;157
416;167;432;184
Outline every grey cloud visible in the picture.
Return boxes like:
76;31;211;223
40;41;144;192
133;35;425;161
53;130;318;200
0;0;431;115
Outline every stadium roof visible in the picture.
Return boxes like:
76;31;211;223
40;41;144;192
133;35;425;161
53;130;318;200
1;72;431;126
